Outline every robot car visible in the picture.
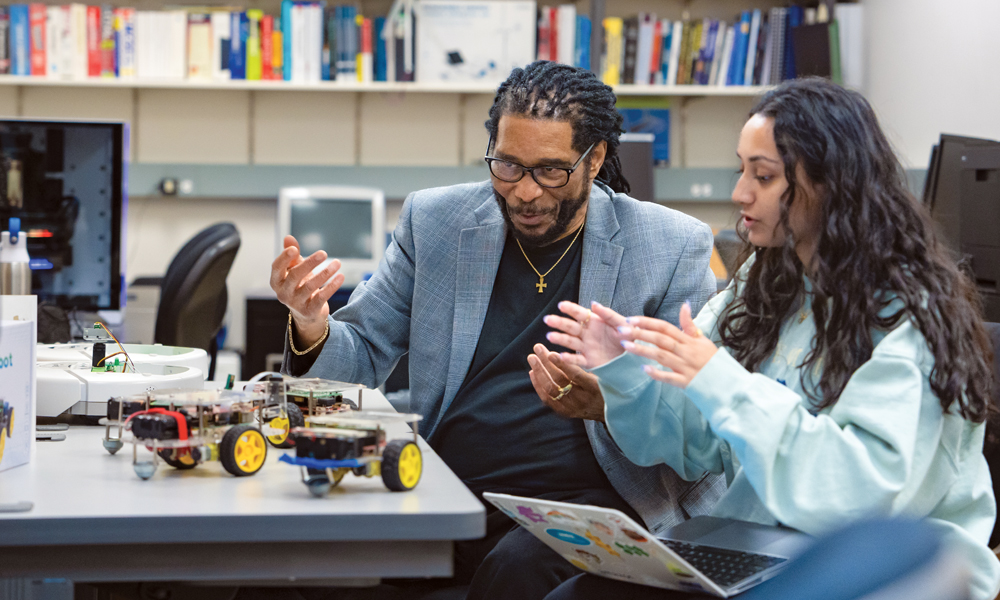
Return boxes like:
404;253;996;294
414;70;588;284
101;374;367;480
279;411;424;497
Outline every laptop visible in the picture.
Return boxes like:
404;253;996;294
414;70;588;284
483;492;813;597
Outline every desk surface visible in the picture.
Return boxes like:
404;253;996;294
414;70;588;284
0;390;485;583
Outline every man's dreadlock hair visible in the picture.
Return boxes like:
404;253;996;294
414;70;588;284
486;61;630;194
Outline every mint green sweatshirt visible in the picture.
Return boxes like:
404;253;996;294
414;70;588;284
593;265;1000;599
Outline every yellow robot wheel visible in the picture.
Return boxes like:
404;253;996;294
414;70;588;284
266;404;304;449
220;425;267;476
381;439;422;492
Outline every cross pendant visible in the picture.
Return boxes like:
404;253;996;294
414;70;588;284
535;276;547;293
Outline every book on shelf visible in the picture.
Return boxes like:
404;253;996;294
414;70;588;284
320;5;331;80
115;7;135;79
357;15;372;83
187;12;212;80
634;13;655;86
261;13;274;80
271;16;282;80
536;7;549;61
0;1;863;92
229;10;246;80
245;9;262;80
373;15;386;81
29;3;44;76
664;20;681;86
44;5;60;77
210;11;230;80
99;3;114;77
621;16;637;84
600;16;622;86
10;4;29;76
556;4;574;66
0;7;10;75
573;13;589;70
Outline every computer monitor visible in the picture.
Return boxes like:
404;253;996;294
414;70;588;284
276;186;386;289
0;119;127;311
924;133;1000;321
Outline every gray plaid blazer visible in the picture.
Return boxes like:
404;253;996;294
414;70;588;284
286;180;726;534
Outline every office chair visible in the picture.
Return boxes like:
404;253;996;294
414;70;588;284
713;229;743;280
982;322;1000;548
740;518;971;600
154;223;241;381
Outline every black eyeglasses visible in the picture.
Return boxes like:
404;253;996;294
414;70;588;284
484;137;596;189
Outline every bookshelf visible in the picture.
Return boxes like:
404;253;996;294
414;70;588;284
0;75;771;97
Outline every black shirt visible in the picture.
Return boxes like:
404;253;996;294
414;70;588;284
430;226;615;498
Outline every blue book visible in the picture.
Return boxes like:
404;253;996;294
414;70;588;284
347;5;358;79
281;0;292;80
729;10;751;85
228;11;247;79
574;15;591;71
784;5;804;81
335;6;346;78
659;21;672;83
8;4;28;76
337;5;357;79
699;20;719;85
321;6;332;80
374;16;386;81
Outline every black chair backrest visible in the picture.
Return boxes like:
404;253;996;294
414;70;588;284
982;322;1000;548
714;229;744;279
154;223;240;354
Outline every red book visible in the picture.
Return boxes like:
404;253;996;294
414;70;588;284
650;19;662;84
28;3;45;76
547;7;558;63
536;11;549;61
361;17;372;54
86;5;100;77
260;14;273;80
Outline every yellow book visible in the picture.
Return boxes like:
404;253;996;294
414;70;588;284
246;9;263;80
602;17;623;86
272;23;283;79
686;20;703;85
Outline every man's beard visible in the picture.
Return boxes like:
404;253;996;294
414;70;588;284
493;183;590;247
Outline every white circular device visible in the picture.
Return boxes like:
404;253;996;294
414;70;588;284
36;343;210;418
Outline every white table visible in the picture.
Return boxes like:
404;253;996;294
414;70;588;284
0;389;485;585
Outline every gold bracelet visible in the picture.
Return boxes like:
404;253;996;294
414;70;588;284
288;313;330;356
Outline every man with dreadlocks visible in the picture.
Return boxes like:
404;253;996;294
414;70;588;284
269;61;723;599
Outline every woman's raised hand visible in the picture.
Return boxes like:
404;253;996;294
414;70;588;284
543;301;631;369
618;302;719;389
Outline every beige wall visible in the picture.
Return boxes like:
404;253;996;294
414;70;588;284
865;0;1000;168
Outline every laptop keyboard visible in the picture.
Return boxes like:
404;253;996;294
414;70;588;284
662;540;787;589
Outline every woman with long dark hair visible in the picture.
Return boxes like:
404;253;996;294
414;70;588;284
541;78;1000;599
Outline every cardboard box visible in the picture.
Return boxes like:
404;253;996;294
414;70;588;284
0;319;36;471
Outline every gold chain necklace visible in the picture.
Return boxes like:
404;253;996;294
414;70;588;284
515;224;584;293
